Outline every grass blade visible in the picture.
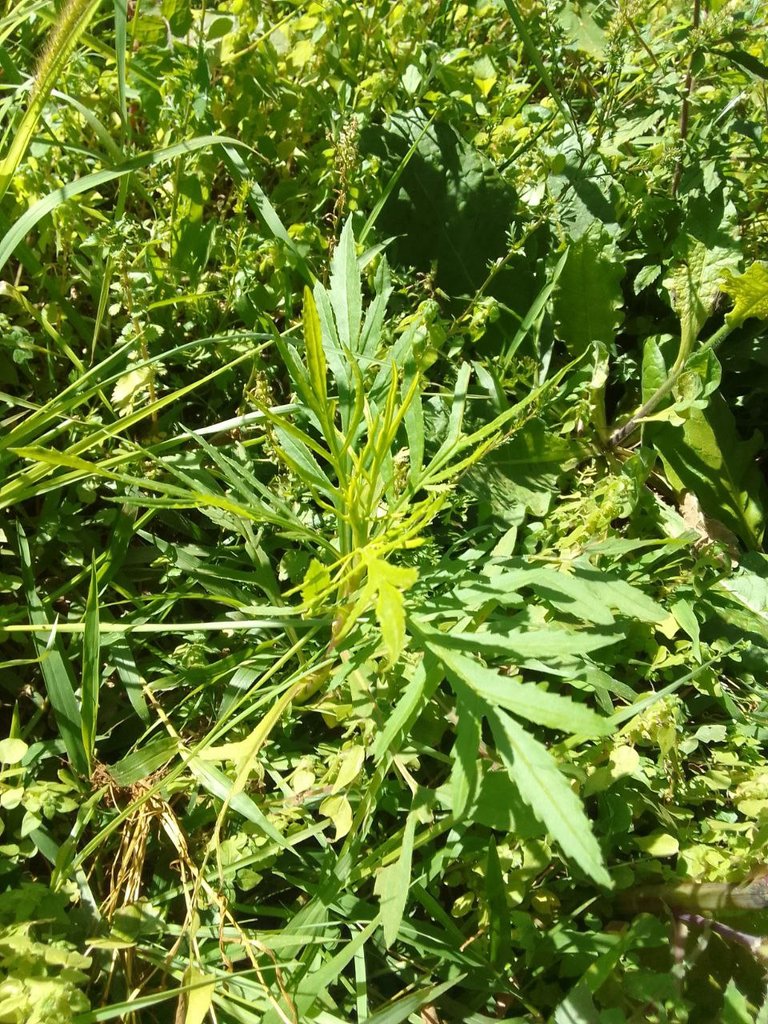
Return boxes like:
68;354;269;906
80;559;100;772
17;524;88;776
0;134;249;273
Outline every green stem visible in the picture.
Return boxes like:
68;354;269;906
619;874;768;915
0;0;102;201
609;320;733;447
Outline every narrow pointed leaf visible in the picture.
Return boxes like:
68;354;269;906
426;640;608;735
81;560;101;770
488;707;611;887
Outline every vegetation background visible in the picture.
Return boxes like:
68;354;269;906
1;0;768;1021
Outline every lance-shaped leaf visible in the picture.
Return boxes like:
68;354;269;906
303;286;327;406
488;707;612;887
426;640;608;735
81;560;100;772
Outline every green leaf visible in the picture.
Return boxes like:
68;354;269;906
488;707;611;887
0;135;250;275
486;838;511;968
359;110;521;298
558;1;607;58
641;336;669;401
450;692;482;819
663;197;740;351
187;758;288;848
440;625;621;660
552;227;624;356
441;767;542;835
426;640;608;735
303;286;327;406
0;0;102;201
81;560;100;772
108;737;177;788
464;418;581;517
462;563;666;625
17;526;88;776
721;261;768;327
329;219;363;355
652;394;766;548
717;553;768;629
362;978;462;1024
711;47;768;81
374;811;416;948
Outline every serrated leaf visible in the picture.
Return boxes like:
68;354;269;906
443;626;621;660
427;640;608;735
470;563;665;625
721;261;768;327
553;227;624;356
488;707;611;887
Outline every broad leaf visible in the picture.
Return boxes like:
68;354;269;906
464;417;582;517
663;194;740;350
653;394;766;548
553;227;625;356
721;261;768;327
359;110;526;300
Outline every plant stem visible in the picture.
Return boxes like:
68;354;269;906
671;0;702;197
619;874;768;915
609;320;733;447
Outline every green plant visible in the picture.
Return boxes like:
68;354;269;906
1;1;768;1020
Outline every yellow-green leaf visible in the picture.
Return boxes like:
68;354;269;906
183;965;216;1024
634;831;679;858
320;793;353;840
721;261;768;327
301;558;332;605
331;744;366;794
0;738;28;764
303;286;327;405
